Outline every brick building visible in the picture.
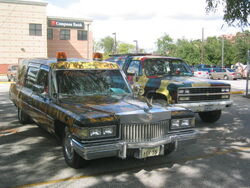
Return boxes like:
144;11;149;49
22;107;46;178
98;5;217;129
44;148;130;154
0;0;93;74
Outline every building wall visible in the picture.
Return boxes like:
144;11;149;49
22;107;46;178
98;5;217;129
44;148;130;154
47;19;93;59
0;1;47;65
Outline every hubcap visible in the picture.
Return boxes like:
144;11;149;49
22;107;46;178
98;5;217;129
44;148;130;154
64;129;74;160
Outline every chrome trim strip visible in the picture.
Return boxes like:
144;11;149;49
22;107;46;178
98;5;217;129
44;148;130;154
71;130;199;160
178;92;230;96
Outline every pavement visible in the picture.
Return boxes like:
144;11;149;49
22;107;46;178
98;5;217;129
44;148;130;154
0;83;250;188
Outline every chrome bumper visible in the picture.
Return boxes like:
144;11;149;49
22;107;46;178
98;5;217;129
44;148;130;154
71;130;199;160
173;100;233;112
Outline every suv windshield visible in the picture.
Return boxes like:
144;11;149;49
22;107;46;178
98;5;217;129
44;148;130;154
56;70;131;97
144;59;192;76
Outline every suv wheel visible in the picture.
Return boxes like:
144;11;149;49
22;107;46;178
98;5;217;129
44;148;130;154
63;127;87;169
198;110;221;123
18;108;31;124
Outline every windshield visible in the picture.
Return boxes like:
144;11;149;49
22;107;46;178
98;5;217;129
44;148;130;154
144;59;192;76
56;70;131;97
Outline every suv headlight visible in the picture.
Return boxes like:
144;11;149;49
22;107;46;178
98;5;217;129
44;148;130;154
171;118;195;130
73;125;116;139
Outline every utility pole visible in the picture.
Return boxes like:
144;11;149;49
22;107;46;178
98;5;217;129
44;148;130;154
87;23;90;59
201;28;204;64
112;32;116;54
221;37;225;68
133;40;138;53
246;50;250;95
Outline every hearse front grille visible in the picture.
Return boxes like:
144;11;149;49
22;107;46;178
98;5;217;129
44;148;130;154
121;120;169;143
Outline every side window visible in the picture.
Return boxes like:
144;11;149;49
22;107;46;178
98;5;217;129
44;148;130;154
127;61;140;75
24;67;39;89
35;69;49;95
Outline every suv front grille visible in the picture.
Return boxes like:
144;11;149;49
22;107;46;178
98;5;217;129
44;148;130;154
177;87;230;103
121;120;169;143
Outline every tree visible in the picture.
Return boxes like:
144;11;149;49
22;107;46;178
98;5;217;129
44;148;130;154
206;0;250;27
234;30;250;63
97;36;115;55
117;43;135;54
156;34;176;55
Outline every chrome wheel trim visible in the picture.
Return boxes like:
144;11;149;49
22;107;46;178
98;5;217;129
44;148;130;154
64;129;74;160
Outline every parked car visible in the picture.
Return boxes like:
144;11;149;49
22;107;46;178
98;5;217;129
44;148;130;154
7;64;18;81
193;68;210;79
107;54;233;123
209;68;241;80
9;53;199;168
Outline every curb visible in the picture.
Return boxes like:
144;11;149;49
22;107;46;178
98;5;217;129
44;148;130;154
230;91;245;94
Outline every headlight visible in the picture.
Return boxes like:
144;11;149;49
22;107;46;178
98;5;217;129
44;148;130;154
178;89;190;94
221;88;230;92
171;118;195;130
73;125;116;139
178;89;185;94
89;128;102;137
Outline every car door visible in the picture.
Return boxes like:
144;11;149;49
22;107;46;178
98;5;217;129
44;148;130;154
20;66;39;118
31;66;54;133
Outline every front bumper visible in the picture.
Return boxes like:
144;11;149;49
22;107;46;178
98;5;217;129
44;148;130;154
71;130;199;160
173;100;233;112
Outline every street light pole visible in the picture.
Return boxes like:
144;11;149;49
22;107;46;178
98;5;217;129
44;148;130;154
112;32;116;54
221;36;224;68
87;23;90;59
133;40;138;53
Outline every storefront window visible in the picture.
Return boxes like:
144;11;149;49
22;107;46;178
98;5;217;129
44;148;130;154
29;24;42;36
77;30;88;40
60;29;70;40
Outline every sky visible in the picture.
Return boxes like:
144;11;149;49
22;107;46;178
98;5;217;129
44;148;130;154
44;0;248;52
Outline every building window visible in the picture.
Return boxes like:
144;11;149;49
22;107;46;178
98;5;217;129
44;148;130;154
47;28;53;39
60;29;70;40
77;30;88;40
29;24;42;36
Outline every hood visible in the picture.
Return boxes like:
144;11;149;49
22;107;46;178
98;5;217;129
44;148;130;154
145;75;230;89
57;94;171;125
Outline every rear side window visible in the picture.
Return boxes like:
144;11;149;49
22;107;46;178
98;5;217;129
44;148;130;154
24;67;39;89
35;69;49;94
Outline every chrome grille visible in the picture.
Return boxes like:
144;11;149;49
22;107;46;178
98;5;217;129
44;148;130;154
122;121;169;142
178;86;230;103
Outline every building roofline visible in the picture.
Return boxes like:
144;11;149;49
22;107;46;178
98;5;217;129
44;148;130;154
47;16;93;23
0;0;47;6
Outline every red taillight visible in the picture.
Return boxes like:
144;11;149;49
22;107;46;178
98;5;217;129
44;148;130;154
206;72;208;74
230;73;235;75
198;72;201;74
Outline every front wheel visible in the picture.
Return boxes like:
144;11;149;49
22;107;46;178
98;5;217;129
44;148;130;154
63;127;87;169
198;110;221;123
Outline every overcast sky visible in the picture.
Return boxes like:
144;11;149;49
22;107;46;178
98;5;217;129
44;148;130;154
45;0;247;51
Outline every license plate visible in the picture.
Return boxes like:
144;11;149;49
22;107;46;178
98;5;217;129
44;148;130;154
141;146;160;158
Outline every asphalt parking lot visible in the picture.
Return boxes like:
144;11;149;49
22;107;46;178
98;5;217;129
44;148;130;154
0;82;250;188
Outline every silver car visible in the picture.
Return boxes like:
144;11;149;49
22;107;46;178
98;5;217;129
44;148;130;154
209;68;241;80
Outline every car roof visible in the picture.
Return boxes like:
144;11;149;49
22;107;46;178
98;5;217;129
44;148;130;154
22;58;120;70
131;55;183;61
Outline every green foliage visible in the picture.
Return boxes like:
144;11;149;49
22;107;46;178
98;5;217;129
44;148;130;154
155;31;249;67
206;0;250;27
97;36;115;54
156;34;176;55
117;43;135;54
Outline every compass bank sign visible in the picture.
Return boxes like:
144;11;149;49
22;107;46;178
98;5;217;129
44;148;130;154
49;20;84;29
